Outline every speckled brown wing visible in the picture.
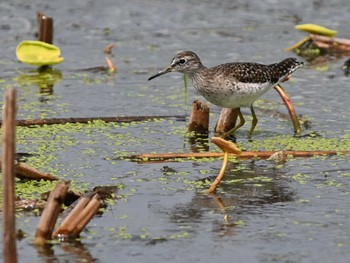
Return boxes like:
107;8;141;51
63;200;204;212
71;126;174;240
212;58;303;84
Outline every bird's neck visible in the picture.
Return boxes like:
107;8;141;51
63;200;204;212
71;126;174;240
187;65;207;79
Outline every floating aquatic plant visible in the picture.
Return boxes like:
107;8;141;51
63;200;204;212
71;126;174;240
16;40;64;66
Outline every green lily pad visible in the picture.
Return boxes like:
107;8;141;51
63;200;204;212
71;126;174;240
16;40;64;66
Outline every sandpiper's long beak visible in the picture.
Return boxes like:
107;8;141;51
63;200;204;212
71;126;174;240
148;66;173;81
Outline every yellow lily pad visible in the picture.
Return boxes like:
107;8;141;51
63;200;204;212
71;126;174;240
16;40;64;66
295;24;337;37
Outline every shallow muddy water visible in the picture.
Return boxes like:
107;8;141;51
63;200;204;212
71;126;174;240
1;0;350;262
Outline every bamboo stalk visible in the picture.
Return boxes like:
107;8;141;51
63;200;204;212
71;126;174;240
2;88;18;263
33;181;69;245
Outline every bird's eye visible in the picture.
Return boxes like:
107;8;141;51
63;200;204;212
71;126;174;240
178;58;187;65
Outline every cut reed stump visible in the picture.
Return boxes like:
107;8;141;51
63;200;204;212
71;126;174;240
38;13;53;44
188;100;209;134
53;192;102;239
34;181;69;245
214;108;239;135
2;88;18;263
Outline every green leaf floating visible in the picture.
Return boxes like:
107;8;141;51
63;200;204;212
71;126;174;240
16;40;64;66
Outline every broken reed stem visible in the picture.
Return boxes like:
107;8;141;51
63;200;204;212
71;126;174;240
34;181;69;245
0;161;58;180
310;34;350;52
2;88;18;263
274;84;301;136
72;194;101;236
14;162;58;181
38;14;53;44
214;108;239;135
207;151;228;193
105;56;117;73
188;100;209;134
128;150;350;162
53;195;91;237
53;193;102;238
0;115;186;127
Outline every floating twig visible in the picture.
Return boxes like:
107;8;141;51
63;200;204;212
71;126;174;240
2;88;18;263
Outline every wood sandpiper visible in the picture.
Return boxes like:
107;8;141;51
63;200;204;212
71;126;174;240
148;51;303;139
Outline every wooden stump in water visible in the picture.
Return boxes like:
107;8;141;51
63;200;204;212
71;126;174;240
214;108;239;136
188;100;209;134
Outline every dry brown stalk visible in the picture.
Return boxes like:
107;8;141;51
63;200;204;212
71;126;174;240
214;108;239;135
188;100;210;134
310;34;350;52
1;115;186;127
53;193;102;239
105;56;117;73
38;14;53;44
14;162;58;181
274;84;301;135
33;181;69;245
2;88;18;263
128;150;350;162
